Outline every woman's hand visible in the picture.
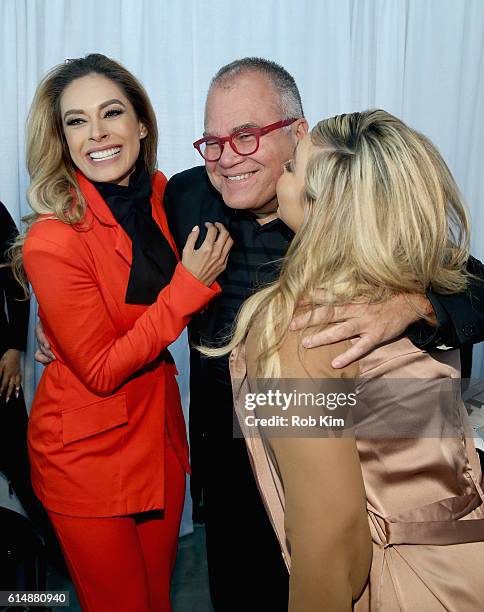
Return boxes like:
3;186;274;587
0;348;22;402
181;222;233;286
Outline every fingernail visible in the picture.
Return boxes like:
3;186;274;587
6;396;9;403
192;225;199;232
332;360;342;368
302;338;312;348
289;322;296;330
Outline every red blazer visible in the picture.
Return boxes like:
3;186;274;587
23;170;220;517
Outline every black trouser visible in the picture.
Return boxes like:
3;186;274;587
201;384;289;612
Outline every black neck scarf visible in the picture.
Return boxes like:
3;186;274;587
94;164;178;305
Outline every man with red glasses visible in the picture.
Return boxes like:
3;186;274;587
166;60;308;610
163;57;484;611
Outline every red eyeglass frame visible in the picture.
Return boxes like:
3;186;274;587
193;118;298;161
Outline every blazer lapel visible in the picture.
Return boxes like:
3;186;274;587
113;228;132;266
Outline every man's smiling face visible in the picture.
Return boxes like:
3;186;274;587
203;71;298;215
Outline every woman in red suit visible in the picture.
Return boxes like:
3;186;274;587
11;54;232;612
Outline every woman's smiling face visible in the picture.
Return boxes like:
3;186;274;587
60;73;147;186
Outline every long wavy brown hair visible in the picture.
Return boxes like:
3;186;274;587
10;53;158;294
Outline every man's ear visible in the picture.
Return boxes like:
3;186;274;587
295;118;309;142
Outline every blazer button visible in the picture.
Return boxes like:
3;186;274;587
462;324;477;337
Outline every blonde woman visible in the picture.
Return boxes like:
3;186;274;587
205;110;484;611
12;54;232;612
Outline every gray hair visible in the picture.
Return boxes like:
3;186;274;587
208;57;304;120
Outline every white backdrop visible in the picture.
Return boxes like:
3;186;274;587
1;0;484;531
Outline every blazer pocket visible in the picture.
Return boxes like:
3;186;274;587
62;393;128;446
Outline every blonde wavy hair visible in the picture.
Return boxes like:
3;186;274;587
10;53;158;293
201;109;470;376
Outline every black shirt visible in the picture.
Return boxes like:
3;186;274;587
212;211;293;385
165;166;293;386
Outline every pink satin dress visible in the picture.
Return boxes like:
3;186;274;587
231;333;484;611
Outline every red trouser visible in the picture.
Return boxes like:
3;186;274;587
48;438;185;612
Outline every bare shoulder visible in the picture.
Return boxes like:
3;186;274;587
279;324;357;379
246;314;357;379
